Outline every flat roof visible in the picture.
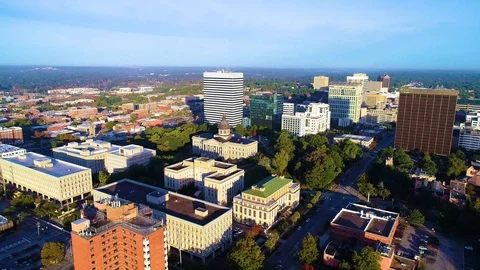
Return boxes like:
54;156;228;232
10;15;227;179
401;88;458;96
331;203;399;238
53;140;119;156
0;144;26;154
96;179;229;226
206;169;243;181
335;134;374;142
243;175;292;198
1;152;90;177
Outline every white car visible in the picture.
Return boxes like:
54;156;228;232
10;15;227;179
306;218;310;223
419;246;427;251
297;226;302;231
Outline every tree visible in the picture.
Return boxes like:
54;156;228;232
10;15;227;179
418;153;438;176
358;180;376;202
407;209;425;226
98;171;109;186
466;184;476;196
35;201;59;218
352;246;381;270
447;151;467;178
275;130;295;159
311;191;321;204
234;124;247;137
105;120;118;131
265;231;279;251
271;150;289;175
41;242;65;267
305;155;341;190
338;139;362;162
393;149;414;171
297;233;319;266
291;211;301;223
130;113;138;123
377;182;391;200
228;237;264;270
246;225;263;239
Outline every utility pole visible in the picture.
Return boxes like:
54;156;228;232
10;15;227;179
37;221;41;237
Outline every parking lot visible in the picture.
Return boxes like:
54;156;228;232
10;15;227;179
0;216;72;270
393;223;463;270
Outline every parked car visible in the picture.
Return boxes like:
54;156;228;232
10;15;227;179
297;226;302;231
306;218;310;223
419;246;428;251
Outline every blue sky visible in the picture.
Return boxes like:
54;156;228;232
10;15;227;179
0;0;479;69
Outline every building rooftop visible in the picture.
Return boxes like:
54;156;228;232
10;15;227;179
53;140;119;156
1;152;90;177
109;144;155;157
206;169;243;181
0;143;26;155
243;175;293;198
96;179;230;226
335;134;374;142
331;203;399;238
401;88;459;96
390;255;416;270
195;132;256;145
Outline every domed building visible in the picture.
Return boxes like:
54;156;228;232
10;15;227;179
192;115;258;160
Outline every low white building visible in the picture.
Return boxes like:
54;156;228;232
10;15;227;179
233;175;300;229
333;134;374;149
164;157;244;205
0;152;92;204
105;144;155;173
52;140;120;173
281;102;330;137
0;143;27;158
459;131;480;151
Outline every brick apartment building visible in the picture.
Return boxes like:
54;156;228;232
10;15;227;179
395;88;458;156
71;200;168;270
330;203;400;246
67;106;98;119
0;127;23;145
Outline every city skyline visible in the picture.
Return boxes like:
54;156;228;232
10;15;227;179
1;1;479;69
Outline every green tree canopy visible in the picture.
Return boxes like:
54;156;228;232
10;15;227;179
274;130;295;159
265;231;279;251
297;233;319;266
352;246;381;270
447;151;467;178
228;237;264;270
338;139;362;162
98;171;109;186
393;149;414;171
271;150;289;175
407;209;425;226
41;242;65;267
291;211;301;223
418;153;438;176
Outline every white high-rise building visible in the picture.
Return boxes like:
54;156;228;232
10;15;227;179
281;103;330;137
328;83;363;126
203;71;243;126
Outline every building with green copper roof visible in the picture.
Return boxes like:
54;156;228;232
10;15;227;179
243;175;293;198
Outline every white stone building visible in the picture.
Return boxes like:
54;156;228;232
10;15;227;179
281;102;330;137
105;144;156;173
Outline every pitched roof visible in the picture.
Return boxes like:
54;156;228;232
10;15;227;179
243;175;292;198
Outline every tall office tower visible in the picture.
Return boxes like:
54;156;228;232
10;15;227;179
328;83;363;126
395;88;458;156
377;74;391;88
204;71;243;126
281;103;330;137
249;93;284;129
313;76;329;89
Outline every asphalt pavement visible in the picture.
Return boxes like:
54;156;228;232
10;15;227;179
266;133;395;269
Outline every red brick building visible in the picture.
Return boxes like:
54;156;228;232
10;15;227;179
68;106;98;119
71;200;167;270
330;203;399;246
0;127;23;145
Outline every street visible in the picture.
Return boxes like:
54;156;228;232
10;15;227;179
266;133;394;269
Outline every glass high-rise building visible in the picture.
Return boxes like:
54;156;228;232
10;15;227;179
203;71;243;126
249;93;284;129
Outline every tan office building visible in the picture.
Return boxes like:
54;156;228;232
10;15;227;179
395;88;458;156
233;175;300;229
94;179;232;263
105;144;156;173
53;139;120;173
164;157;244;205
313;76;329;89
192;117;257;160
366;94;387;108
0;152;92;204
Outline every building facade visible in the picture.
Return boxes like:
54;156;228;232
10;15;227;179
281;103;330;137
0;143;27;158
366;108;398;124
192;116;258;160
233;175;300;229
0;152;92;204
334;134;374;149
328;83;363;125
67;106;98;119
0;127;23;145
105;145;156;173
203;71;243;126
395;88;458;156
93;179;232;263
377;74;391;88
249;93;283;129
313;76;329;89
71;201;168;270
164;157;244;205
53;140;120;173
